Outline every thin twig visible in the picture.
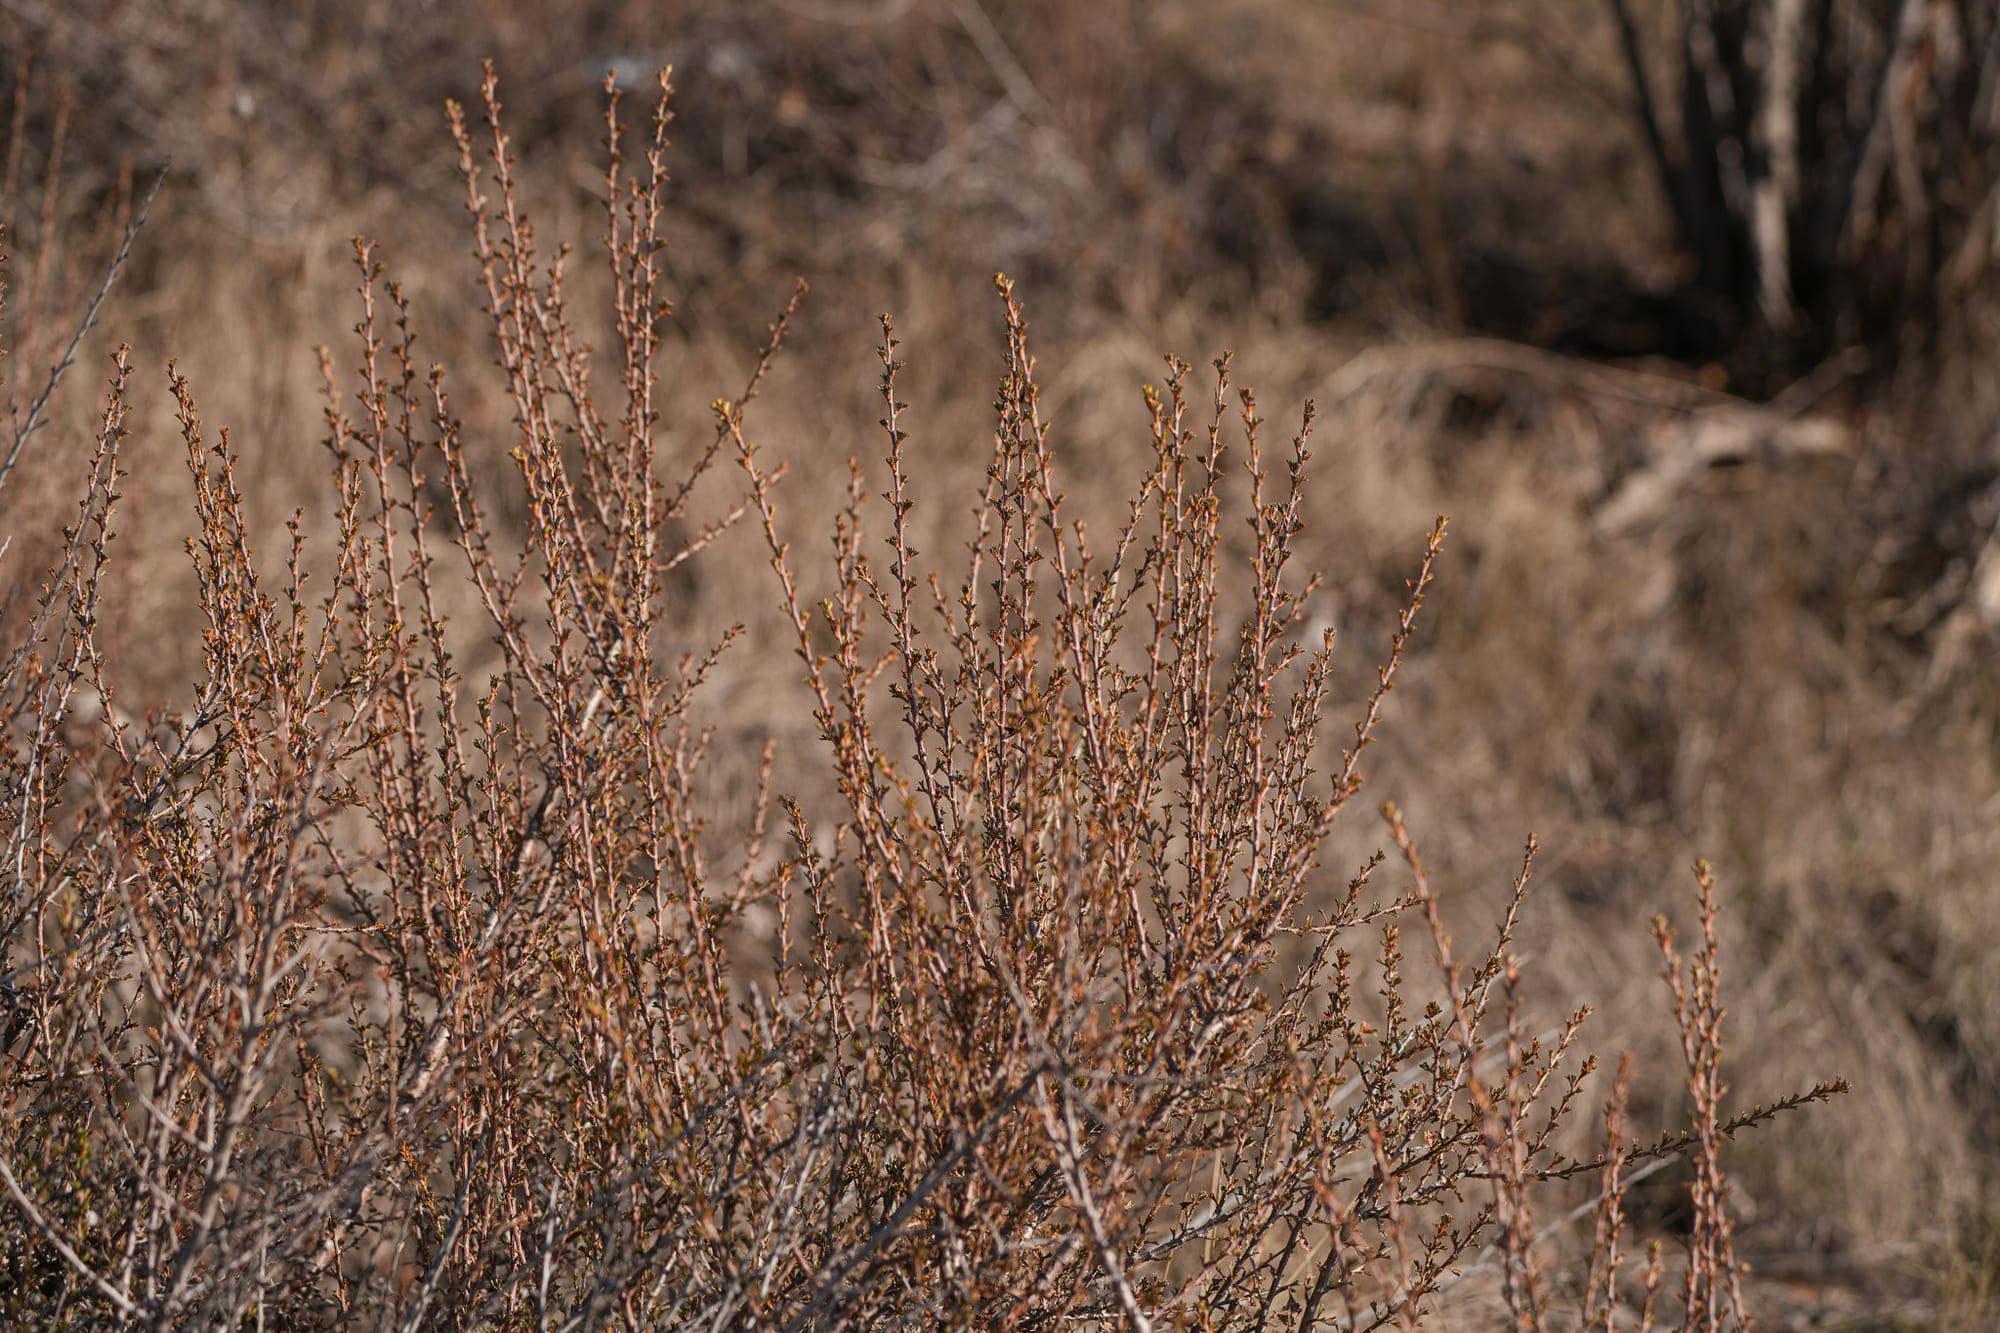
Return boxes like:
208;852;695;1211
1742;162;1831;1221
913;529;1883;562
0;162;166;503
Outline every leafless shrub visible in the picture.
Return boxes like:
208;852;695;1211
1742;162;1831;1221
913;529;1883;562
0;66;1840;1329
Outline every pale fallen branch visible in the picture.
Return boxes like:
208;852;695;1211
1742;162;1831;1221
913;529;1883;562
1592;406;1852;535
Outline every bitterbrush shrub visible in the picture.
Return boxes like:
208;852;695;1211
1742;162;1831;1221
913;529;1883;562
0;65;1840;1330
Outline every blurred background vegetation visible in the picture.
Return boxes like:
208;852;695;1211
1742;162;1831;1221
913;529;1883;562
5;0;1999;1322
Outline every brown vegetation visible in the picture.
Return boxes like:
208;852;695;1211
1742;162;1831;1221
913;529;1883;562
3;0;1997;1326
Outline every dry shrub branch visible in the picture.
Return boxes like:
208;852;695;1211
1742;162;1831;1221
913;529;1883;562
0;67;1841;1330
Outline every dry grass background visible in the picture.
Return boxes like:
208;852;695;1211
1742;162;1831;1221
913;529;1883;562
5;0;2000;1323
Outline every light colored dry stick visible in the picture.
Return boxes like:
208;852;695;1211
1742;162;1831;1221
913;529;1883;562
0;1149;140;1316
1751;0;1807;328
1843;0;1933;255
0;163;165;503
